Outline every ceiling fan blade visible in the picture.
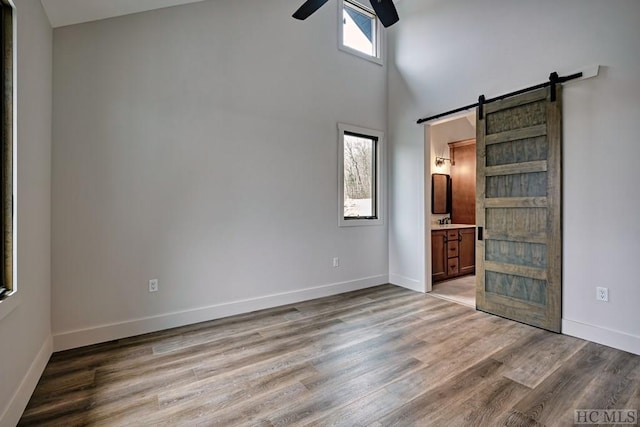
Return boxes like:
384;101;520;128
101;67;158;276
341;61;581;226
292;0;331;20
369;0;399;27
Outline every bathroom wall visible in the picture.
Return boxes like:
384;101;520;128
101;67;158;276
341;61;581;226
428;114;475;225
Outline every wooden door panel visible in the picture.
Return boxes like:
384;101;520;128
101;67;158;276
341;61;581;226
486;136;548;166
449;140;476;225
482;293;547;324
485;240;547;268
485;271;546;304
476;86;562;333
486;172;547;198
459;228;476;276
485;208;547;235
485;102;547;133
431;231;447;282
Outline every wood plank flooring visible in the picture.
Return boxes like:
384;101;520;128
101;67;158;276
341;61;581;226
19;285;640;426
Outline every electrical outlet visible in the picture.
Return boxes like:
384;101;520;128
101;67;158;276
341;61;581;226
596;287;608;302
333;257;339;268
149;279;159;292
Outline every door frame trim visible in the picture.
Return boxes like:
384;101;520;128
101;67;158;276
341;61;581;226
424;110;477;294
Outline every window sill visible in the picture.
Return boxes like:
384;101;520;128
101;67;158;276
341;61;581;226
339;217;384;227
338;44;384;66
0;292;20;321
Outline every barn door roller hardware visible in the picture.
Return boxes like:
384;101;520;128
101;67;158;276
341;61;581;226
417;70;585;124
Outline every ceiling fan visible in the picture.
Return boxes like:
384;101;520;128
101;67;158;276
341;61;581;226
293;0;399;28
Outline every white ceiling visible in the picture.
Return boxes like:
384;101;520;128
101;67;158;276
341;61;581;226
41;0;403;28
40;0;207;28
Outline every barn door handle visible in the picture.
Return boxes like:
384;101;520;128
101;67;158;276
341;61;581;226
477;226;483;241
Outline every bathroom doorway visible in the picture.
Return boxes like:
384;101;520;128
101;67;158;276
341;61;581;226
426;111;477;307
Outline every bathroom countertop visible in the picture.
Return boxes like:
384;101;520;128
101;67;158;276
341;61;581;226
431;224;476;230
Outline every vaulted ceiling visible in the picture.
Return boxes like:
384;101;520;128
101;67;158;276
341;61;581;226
40;0;207;27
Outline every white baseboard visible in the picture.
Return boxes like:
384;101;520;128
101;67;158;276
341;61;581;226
562;319;640;356
389;273;424;293
0;335;52;427
53;275;389;352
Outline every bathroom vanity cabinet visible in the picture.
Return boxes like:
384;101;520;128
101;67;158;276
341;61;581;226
431;226;475;283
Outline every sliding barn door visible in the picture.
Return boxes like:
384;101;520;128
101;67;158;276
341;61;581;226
476;86;562;332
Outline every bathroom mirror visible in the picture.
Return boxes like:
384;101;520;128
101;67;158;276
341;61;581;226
432;173;451;214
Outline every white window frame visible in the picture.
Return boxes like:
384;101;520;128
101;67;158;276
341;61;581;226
338;123;384;227
338;0;384;65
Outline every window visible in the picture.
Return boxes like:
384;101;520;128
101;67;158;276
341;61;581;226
338;123;384;226
339;0;382;64
0;0;13;304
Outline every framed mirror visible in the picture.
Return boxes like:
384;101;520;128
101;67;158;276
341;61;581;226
432;173;451;214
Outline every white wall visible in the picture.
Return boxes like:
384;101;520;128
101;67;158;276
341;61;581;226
387;45;424;292
388;0;640;354
0;0;53;424
51;0;388;350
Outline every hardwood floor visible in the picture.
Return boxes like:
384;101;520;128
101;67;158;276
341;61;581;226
19;285;640;426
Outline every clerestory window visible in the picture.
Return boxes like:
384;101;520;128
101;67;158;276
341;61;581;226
339;0;382;64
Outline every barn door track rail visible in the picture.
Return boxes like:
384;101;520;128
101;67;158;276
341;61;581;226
417;71;584;125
